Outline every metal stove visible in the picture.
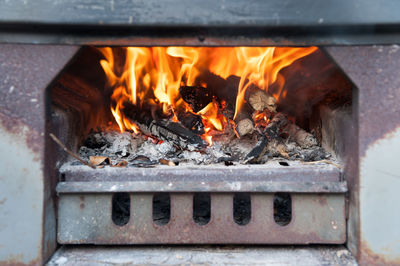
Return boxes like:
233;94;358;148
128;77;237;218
0;1;400;265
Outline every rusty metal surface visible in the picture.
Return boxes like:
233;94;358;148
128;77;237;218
0;44;79;265
325;45;400;265
58;193;346;244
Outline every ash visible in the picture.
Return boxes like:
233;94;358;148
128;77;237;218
77;130;331;166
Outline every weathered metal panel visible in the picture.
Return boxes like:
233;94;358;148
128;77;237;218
1;1;400;45
1;0;400;27
0;44;79;265
58;192;346;244
325;45;400;265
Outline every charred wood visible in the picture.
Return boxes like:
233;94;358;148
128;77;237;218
179;85;213;113
245;113;288;163
176;111;205;135
196;71;239;115
123;102;207;149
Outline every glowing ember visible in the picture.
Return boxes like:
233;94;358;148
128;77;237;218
99;47;317;145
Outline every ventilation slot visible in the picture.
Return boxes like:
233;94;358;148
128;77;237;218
274;193;292;226
193;193;211;225
153;193;171;226
233;193;251;225
112;193;130;226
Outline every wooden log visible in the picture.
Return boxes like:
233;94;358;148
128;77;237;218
176;111;205;135
283;123;318;148
234;103;254;137
197;71;277;114
247;88;277;113
179;85;213;113
122;102;207;149
245;113;288;163
195;71;239;116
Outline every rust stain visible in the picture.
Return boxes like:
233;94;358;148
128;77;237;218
0;256;40;266
0;112;43;160
360;241;400;266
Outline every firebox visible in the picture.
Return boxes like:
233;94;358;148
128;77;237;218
1;1;400;265
50;46;350;245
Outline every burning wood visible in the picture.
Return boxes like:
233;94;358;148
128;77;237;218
234;103;255;137
123;102;207;149
176;111;205;135
62;46;333;167
235;118;254;137
179;85;212;113
247;88;277;113
245;113;288;163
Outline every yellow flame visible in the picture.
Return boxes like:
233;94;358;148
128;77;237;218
98;46;317;143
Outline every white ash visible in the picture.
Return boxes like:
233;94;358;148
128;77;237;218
77;130;331;166
157;142;176;154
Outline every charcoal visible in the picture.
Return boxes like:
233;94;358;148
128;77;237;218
123;102;207;149
179;85;213;112
177;112;205;134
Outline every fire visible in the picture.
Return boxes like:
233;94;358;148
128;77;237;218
99;47;317;145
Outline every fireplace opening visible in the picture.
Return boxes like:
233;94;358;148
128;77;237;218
50;46;352;168
53;46;352;244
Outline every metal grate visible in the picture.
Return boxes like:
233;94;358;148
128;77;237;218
57;162;346;244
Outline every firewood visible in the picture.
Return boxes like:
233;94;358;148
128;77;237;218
234;104;255;137
195;72;239;116
176;111;205;135
236;118;254;137
245;113;288;163
247;88;277;113
122;102;207;149
179;85;213;113
283;123;318;148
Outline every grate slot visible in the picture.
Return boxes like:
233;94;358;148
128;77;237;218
112;193;130;226
233;193;251;226
193;193;211;225
152;193;170;226
273;193;292;226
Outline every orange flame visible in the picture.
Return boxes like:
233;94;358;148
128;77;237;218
98;47;317;143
